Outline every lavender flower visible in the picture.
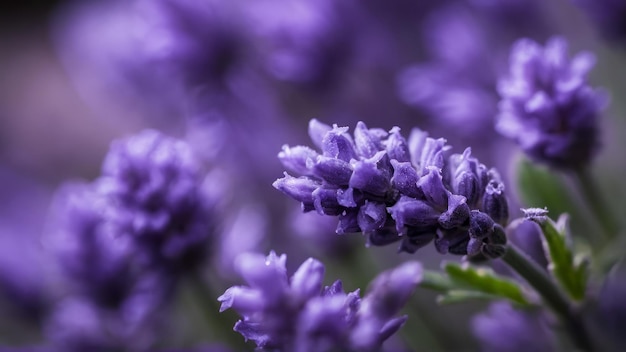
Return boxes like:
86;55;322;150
46;274;170;352
496;37;606;170
244;0;357;88
46;183;174;351
472;302;555;352
218;251;421;351
53;0;248;106
43;129;217;350
274;120;508;258
99;129;215;271
573;0;626;44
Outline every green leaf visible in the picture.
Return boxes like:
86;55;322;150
437;290;502;305
419;264;530;306
443;263;530;306
419;270;455;292
525;212;588;301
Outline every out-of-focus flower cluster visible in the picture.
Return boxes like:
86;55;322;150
496;36;606;170
44;130;218;350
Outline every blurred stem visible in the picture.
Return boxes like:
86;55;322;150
571;168;619;239
187;272;246;349
502;244;592;351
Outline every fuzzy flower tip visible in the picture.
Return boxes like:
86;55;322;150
274;119;509;258
218;251;421;352
100;129;216;271
496;36;606;170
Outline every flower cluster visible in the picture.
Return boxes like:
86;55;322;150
274;119;508;258
99;129;216;271
44;130;215;350
218;251;422;351
496;36;606;170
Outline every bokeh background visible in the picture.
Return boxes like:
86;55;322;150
1;0;626;350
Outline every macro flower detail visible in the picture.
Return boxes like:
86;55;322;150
100;129;216;271
218;251;421;351
275;120;509;258
496;36;606;169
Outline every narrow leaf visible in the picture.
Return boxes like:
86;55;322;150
419;270;455;292
443;262;530;306
437;290;502;305
523;209;588;301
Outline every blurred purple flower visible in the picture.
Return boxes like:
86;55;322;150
52;0;251;124
46;274;170;352
496;37;606;170
423;5;490;77
245;0;358;89
43;129;218;350
46;182;136;308
219;251;421;351
472;302;555;352
275;120;508;258
398;64;498;138
99;129;216;272
573;0;626;44
397;4;500;140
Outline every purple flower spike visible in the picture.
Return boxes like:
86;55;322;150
275;119;509;258
274;121;400;238
497;37;606;169
220;252;418;351
99;130;216;271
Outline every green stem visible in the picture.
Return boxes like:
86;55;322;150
571;168;619;239
502;244;592;351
